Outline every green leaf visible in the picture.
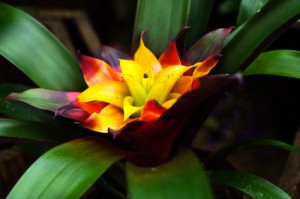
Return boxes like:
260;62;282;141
216;0;300;73
0;83;55;122
237;0;269;25
0;118;85;145
0;3;85;90
126;150;213;199
8;137;132;199
204;139;300;165
6;88;79;111
133;0;190;54
243;50;300;79
186;0;215;48
209;171;292;199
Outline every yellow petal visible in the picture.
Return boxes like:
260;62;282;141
123;96;142;121
77;81;129;108
162;99;177;109
146;65;191;104
120;60;148;106
167;93;181;100
162;93;180;109
81;104;133;133
134;37;162;74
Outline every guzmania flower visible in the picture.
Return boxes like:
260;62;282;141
6;28;239;165
59;36;220;133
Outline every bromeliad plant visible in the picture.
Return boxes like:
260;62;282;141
0;0;300;198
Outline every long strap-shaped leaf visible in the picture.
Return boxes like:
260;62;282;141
126;150;213;199
133;0;190;55
185;0;215;48
0;118;87;145
0;3;85;90
216;0;300;73
7;137;132;199
0;83;57;123
209;171;292;199
243;50;300;78
237;0;269;25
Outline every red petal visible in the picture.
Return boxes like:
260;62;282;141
79;54;123;86
73;101;108;115
141;100;167;122
159;40;181;67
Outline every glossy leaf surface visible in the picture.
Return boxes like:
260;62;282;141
0;118;85;145
0;83;57;122
0;3;85;90
237;0;269;25
133;0;190;54
216;0;300;73
186;0;214;47
209;171;291;199
126;150;213;199
8;137;132;199
243;50;300;79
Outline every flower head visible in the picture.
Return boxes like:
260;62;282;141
6;28;239;165
58;36;220;133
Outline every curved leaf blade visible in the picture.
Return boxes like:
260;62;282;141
237;0;269;25
0;83;55;122
133;0;190;54
0;118;85;145
0;3;85;90
8;137;132;199
243;50;300;79
126;150;213;199
186;0;215;48
216;0;300;73
209;171;292;199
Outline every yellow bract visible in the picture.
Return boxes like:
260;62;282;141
77;81;129;108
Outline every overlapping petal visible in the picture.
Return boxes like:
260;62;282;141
80;104;134;133
159;40;181;67
123;96;142;121
146;65;192;104
141;100;167;122
193;54;222;79
79;54;122;86
77;81;129;108
134;36;162;74
56;101;107;121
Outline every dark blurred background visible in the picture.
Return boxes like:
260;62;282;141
1;0;137;51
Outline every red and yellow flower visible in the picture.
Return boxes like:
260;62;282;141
7;28;238;165
62;36;220;133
